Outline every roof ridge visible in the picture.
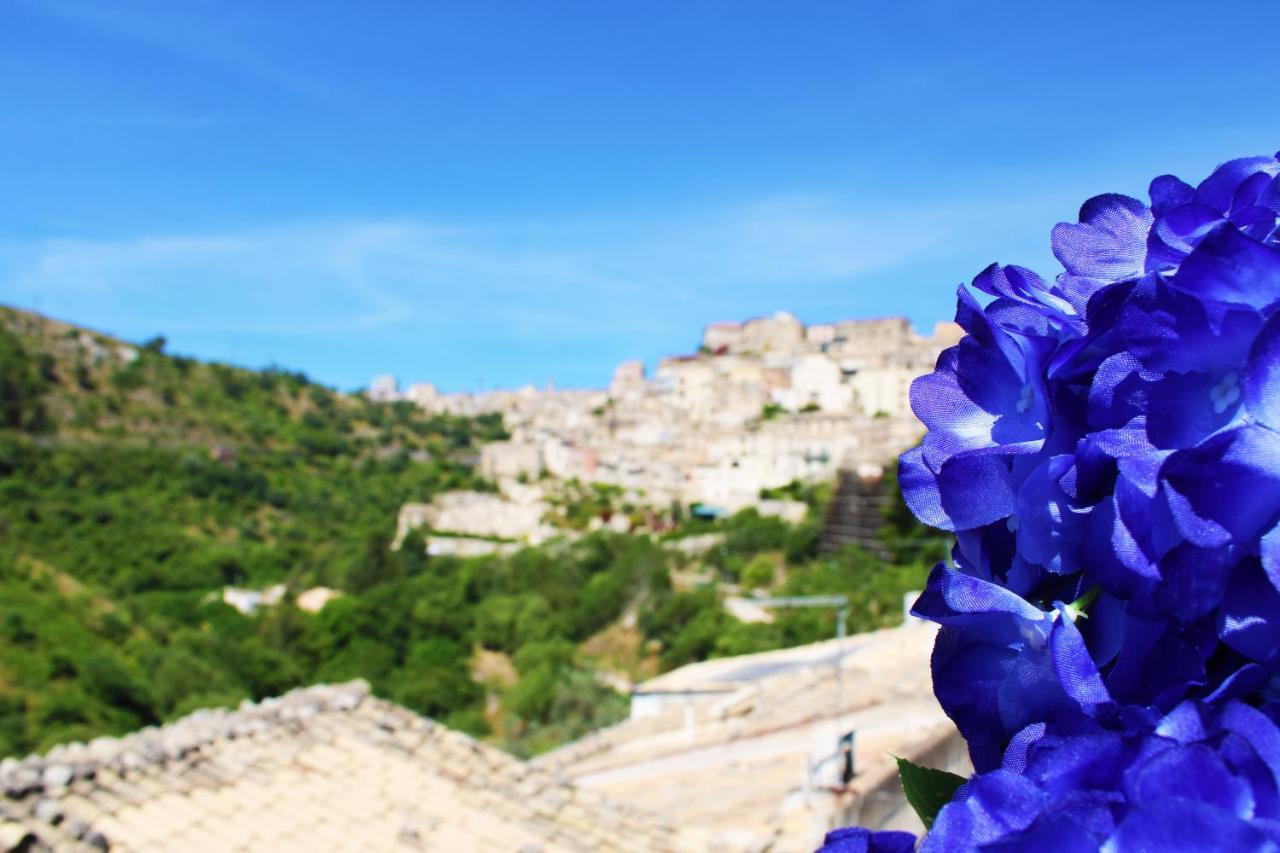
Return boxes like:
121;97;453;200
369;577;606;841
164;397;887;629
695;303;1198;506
0;680;372;798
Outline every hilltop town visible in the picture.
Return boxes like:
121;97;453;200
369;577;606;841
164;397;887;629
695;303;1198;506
373;312;960;550
378;312;961;508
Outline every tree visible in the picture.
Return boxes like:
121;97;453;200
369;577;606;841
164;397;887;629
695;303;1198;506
0;330;49;432
344;533;402;592
741;554;775;590
391;638;481;718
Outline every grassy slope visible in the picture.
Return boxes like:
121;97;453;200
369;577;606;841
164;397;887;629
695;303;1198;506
0;306;505;751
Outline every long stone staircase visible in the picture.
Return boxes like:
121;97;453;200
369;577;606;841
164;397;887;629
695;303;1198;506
819;469;890;555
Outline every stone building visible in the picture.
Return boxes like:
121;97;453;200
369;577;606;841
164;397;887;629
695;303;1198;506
702;312;805;355
608;361;646;399
787;354;853;413
741;311;805;354
805;324;836;347
849;366;917;419
702;321;744;353
829;317;913;364
395;486;555;549
368;374;400;402
403;383;439;409
930;321;964;350
479;441;543;482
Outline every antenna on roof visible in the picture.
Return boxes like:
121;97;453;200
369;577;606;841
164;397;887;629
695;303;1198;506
752;594;853;790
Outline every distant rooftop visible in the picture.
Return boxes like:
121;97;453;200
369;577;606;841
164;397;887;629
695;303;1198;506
535;623;963;852
0;682;698;852
635;634;869;695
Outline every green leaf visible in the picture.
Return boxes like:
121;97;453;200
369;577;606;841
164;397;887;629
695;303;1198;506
894;755;966;830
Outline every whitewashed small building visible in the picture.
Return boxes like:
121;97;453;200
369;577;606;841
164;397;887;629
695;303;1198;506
221;584;286;615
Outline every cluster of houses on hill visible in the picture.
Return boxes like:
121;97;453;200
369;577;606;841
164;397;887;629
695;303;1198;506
370;313;960;533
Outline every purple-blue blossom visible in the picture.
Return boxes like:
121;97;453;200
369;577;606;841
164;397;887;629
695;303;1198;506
923;700;1280;851
905;154;1280;756
832;152;1280;847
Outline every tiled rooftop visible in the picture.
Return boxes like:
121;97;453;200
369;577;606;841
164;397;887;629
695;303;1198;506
0;682;700;852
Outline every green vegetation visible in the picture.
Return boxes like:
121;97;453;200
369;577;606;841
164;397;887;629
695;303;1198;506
0;306;946;760
0;308;507;752
0;326;52;432
649;490;946;669
544;479;630;531
740;554;776;590
896;756;967;830
758;478;816;503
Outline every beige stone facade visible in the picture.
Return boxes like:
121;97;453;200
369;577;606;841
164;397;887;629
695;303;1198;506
390;312;959;514
702;322;744;353
609;360;646;399
479;440;543;481
394;485;555;548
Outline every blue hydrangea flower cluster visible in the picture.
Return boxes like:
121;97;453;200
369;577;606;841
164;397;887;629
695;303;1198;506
823;152;1280;851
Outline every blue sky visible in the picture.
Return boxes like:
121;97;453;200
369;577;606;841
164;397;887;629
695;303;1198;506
3;1;1279;392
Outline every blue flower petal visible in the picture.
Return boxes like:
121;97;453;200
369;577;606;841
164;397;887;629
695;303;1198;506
1196;156;1280;215
817;827;917;853
899;446;1017;532
1146;203;1225;272
1015;455;1086;574
1106;799;1276;852
1049;604;1113;711
1246;313;1280;430
1263;524;1280;591
1161;425;1280;549
1172;225;1280;313
1219;560;1280;664
922;771;1047;851
1149;174;1195;215
1124;743;1255;817
912;564;1051;646
1052;194;1152;283
981;814;1102;852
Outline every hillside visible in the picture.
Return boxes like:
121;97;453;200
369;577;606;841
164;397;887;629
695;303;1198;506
0;305;509;588
0;305;942;760
0;306;508;453
0;306;512;751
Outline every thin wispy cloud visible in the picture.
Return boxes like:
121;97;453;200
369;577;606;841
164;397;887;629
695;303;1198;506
0;194;1019;331
0;190;1070;356
0;190;1072;389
